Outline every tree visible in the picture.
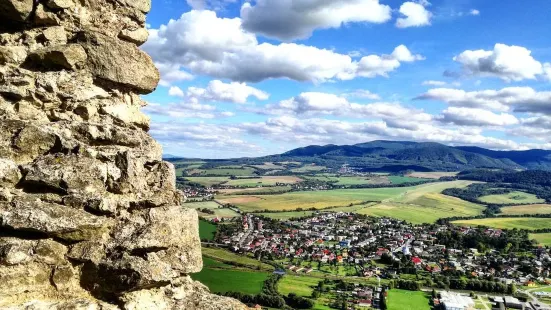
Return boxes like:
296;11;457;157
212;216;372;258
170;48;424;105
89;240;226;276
380;288;388;310
431;289;437;299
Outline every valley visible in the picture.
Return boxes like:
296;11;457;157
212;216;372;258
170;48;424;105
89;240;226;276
168;146;551;309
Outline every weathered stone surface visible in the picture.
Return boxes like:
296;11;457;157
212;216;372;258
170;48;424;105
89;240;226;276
0;46;27;65
119;28;149;45
0;158;21;187
46;0;75;9
0;197;113;241
28;44;88;71
120;277;249;310
0;0;246;307
0;0;34;23
79;32;159;94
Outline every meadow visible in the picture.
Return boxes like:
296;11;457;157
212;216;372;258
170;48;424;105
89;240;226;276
302;175;388;185
479;191;544;204
190;267;269;294
407;171;459;179
224;176;303;187
291;165;327;173
258;203;377;220
277;275;320;297
452;217;551;230
187;167;257;176
529;233;551;246
501;204;551;215
387;289;430;310
201;247;274;271
357;181;484;223
387;176;430;184
217;187;413;212
217;186;292;195
199;220;217;240
184;201;240;220
185;176;229;187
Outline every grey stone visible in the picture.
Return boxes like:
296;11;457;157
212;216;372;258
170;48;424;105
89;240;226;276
0;0;34;23
28;44;87;71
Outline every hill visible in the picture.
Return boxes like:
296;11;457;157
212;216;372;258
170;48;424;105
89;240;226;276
274;140;534;171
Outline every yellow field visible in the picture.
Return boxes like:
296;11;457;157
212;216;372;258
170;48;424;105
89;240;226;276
501;204;551;215
530;233;551;246
453;217;551;230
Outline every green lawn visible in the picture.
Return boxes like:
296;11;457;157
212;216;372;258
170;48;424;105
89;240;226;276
185;201;221;209
530;233;551;246
277;275;320;297
501;204;551;215
387;289;430;310
453;217;551;230
479;191;545;204
185;201;240;220
199;220;217;240
191;268;269;295
303;175;388;186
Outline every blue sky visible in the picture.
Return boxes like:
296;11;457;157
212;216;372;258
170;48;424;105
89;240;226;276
141;0;551;158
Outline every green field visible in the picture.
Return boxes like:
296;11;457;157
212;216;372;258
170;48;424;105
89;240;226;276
530;233;551;246
191;267;269;294
199;220;217;240
303;175;389;186
358;181;483;223
188;167;257;176
184;201;240;220
218;186;292;195
291;165;327;173
479;191;544;204
277;275;320;297
388;176;430;184
218;187;413;212
185;177;229;187
258;203;377;220
387;289;430;310
453;217;551;230
501;204;551;215
202;247;274;271
225;176;303;187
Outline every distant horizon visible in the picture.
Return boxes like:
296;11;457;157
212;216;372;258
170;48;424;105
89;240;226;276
145;0;551;158
162;139;551;160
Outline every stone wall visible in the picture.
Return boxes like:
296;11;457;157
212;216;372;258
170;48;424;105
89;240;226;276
0;0;246;308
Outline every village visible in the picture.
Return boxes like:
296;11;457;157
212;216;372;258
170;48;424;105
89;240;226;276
214;212;551;309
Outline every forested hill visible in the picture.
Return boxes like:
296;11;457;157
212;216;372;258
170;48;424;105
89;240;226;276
268;141;551;171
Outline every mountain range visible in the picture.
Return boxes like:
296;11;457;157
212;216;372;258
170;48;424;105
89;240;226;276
270;141;551;171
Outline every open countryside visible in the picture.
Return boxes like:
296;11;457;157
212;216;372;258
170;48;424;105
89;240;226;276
452;217;551;230
176;156;551;309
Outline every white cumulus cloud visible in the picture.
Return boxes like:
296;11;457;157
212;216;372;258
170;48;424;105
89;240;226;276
396;1;432;28
439;107;519;127
240;0;392;41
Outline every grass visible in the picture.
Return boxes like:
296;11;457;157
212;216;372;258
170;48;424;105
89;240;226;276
218;187;412;212
218;186;292;195
387;289;430;310
184;201;240;220
202;247;274;271
501;204;551;215
291;165;327;173
277;275;320;297
185;177;229;187
191;267;269;294
258;203;377;220
479;191;545;204
303;175;389;185
188;167;257;176
225;176;303;187
530;233;551;246
251;162;285;170
388;176;430;184
453;217;551;230
407;171;459;179
199;220;217;240
357;181;484;224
